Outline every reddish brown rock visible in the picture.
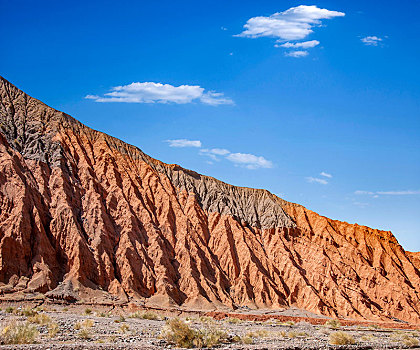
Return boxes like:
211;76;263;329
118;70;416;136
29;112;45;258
0;76;419;323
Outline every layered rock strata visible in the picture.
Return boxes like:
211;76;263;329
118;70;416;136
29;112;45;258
0;76;419;323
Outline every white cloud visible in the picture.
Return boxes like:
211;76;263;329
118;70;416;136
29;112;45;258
236;5;344;41
200;148;231;160
285;50;309;58
86;82;233;105
320;172;332;178
355;190;420;196
166;139;202;148
167;142;273;170
306;177;328;185
277;40;320;48
361;36;383;46
226;153;273;169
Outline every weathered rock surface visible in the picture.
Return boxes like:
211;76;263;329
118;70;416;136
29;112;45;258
0;76;419;323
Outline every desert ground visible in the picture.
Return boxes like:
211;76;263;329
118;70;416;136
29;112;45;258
0;301;419;349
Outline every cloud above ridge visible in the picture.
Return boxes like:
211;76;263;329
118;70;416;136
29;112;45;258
86;82;234;106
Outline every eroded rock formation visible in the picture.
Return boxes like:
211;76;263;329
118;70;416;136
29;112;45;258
0;76;419;323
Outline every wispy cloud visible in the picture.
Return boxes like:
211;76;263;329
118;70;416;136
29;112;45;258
86;82;234;106
320;172;332;178
236;5;344;56
166;139;202;148
355;190;420;196
361;36;383;46
169;142;273;170
284;50;308;58
277;40;320;49
306;177;328;185
226;152;273;169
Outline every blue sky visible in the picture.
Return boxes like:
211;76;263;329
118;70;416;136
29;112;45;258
1;0;419;251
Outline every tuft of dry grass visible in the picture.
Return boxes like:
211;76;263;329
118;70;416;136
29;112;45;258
119;324;130;333
225;317;242;324
84;308;92;315
246;330;269;338
78;328;91;339
402;336;419;348
162;317;231;348
1;321;39;344
28;313;51;325
324;319;341;329
329;331;356;345
47;322;60;338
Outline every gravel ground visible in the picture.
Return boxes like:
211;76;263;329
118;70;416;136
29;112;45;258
0;304;419;349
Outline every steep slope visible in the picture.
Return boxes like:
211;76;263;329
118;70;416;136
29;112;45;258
0;76;419;323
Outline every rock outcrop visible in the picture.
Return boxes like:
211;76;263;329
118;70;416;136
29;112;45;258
0;76;419;323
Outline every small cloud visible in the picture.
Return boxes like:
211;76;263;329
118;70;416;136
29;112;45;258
320;172;332;178
306;177;328;185
86;82;233;106
285;50;309;58
277;40;320;49
167;141;273;170
229;52;234;56
200;148;231;160
236;5;345;41
355;190;420;196
166;139;202;148
226;152;273;169
361;36;383;46
221;26;228;31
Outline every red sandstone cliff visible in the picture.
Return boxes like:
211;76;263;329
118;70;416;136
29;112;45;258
0;76;419;323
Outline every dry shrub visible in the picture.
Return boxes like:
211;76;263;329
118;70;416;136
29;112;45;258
226;317;242;324
5;307;14;314
324;319;341;329
74;319;94;330
119;324;130;333
84;308;92;315
241;335;253;344
141;311;160;320
47;322;60;338
329;331;356;345
402;336;419;348
1;321;38;344
28;313;51;325
247;330;269;338
162;317;230;348
19;308;38;317
78;328;91;339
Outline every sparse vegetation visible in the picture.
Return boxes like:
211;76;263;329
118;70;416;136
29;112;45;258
130;311;160;320
28;313;51;325
119;323;130;333
19;308;38;317
324;319;341;329
84;308;92;315
246;330;269;338
225;317;242;324
78;328;92;339
5;306;14;314
402;336;419;348
47;322;60;338
329;331;356;345
162;317;231;348
0;321;39;344
241;335;253;344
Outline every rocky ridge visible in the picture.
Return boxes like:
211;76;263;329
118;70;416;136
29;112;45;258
0;76;419;324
